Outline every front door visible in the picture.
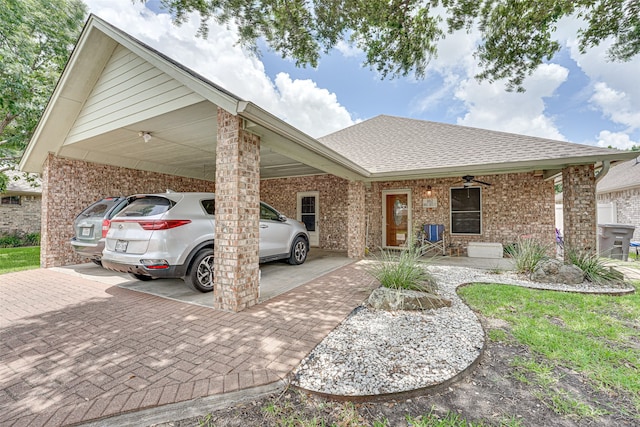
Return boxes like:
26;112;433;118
383;190;411;248
297;192;319;246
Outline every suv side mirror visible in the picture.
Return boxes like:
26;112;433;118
278;214;287;222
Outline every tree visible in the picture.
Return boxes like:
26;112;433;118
143;0;640;92
0;0;86;191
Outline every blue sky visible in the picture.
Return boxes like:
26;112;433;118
85;0;640;150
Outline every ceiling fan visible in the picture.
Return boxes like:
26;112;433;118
462;175;492;188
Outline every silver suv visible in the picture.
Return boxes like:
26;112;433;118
70;196;130;265
101;192;309;292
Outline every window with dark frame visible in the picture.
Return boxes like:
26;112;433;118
1;196;21;205
450;187;481;234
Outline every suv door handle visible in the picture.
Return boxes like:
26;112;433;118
260;224;268;228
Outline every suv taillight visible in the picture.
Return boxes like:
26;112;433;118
110;219;192;230
137;220;191;230
102;219;111;238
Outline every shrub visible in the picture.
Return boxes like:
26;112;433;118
367;245;436;292
504;237;550;274
566;248;624;285
0;232;41;248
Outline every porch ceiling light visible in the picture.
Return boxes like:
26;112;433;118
138;131;152;143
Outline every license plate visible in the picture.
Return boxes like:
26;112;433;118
81;227;92;237
115;240;128;252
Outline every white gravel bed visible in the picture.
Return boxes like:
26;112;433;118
291;264;635;396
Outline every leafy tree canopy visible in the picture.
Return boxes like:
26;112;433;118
0;0;86;191
144;0;640;92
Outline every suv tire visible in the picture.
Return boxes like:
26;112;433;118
288;236;308;265
186;249;214;292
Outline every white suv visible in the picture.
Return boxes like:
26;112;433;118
101;192;309;292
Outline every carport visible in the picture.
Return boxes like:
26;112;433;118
19;15;368;312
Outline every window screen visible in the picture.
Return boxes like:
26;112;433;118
450;187;481;234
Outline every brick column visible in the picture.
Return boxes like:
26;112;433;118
347;181;366;258
562;164;597;258
40;154;55;267
214;108;260;312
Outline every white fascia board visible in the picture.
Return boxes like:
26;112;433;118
365;151;640;182
237;101;370;180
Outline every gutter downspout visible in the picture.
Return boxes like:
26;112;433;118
595;160;611;184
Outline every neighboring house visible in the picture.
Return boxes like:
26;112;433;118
19;15;638;312
0;169;42;236
596;156;640;241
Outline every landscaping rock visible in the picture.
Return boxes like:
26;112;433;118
367;287;452;311
530;259;584;284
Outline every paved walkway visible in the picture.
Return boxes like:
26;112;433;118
0;264;377;426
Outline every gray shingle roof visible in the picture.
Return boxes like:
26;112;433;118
318;115;632;176
597;156;640;193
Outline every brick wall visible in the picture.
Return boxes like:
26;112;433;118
366;173;555;252
260;175;350;251
597;188;640;240
0;195;42;235
347;181;366;258
562;164;597;254
262;172;555;255
41;154;214;267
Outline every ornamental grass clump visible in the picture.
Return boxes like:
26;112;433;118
367;245;436;292
566;248;624;285
505;237;550;274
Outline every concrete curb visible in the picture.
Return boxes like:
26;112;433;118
76;380;287;427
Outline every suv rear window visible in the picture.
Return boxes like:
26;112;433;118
78;198;122;218
118;196;175;217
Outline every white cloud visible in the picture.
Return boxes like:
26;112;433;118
556;14;640;134
596;130;639;150
84;0;354;138
590;82;640;132
273;73;354;137
454;63;569;140
334;40;362;58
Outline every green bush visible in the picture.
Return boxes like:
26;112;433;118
504;237;550;274
0;232;41;248
367;245;436;292
566;248;624;285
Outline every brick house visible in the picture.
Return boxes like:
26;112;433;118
596;156;640;241
19;15;638;311
0;170;42;236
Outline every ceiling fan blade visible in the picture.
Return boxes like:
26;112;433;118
472;179;492;186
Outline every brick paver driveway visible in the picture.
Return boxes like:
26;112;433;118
0;264;376;426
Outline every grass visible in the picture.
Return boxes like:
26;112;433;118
0;246;40;274
458;281;640;417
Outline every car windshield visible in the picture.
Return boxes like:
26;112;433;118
117;196;174;217
79;198;121;218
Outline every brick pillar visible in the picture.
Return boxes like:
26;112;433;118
214;108;260;312
40;154;55;267
562;164;597;258
347;181;366;258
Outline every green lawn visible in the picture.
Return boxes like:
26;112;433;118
0;246;40;274
458;280;640;418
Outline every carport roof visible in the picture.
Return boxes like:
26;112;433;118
19;16;638;183
18;15;367;181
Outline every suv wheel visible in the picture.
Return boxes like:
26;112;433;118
186;249;214;292
288;236;308;265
